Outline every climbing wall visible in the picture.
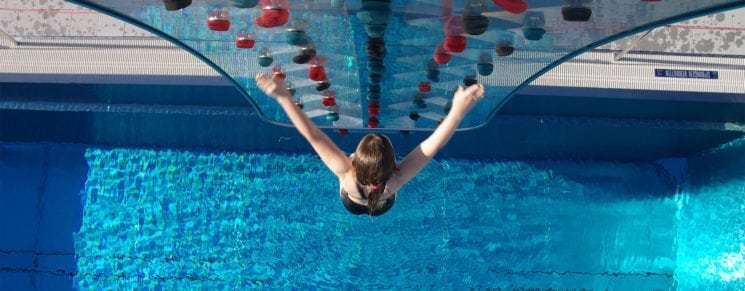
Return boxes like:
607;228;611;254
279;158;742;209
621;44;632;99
67;0;745;131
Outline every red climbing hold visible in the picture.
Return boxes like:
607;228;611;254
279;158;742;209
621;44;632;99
338;129;348;135
445;16;465;36
367;116;379;128
368;101;380;115
235;33;255;48
444;35;467;53
271;65;286;80
433;44;451;65
444;16;467;53
321;91;336;106
207;11;231;31
492;0;528;14
254;8;289;28
309;67;327;82
308;56;328;81
418;81;431;93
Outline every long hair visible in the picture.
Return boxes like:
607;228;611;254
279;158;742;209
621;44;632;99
352;134;397;215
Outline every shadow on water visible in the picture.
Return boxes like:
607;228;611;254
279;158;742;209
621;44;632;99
0;143;88;290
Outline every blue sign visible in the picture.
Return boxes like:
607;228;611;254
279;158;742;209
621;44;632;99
655;69;718;79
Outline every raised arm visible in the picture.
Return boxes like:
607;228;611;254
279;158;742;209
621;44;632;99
389;84;485;191
255;73;352;178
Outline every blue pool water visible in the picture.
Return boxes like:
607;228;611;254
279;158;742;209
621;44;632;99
1;138;743;289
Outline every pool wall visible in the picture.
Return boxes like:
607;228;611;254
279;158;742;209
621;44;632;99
2;81;743;162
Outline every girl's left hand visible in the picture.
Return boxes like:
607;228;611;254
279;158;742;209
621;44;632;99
255;73;291;100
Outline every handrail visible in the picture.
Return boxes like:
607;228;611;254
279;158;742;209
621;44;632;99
614;29;654;61
0;29;18;47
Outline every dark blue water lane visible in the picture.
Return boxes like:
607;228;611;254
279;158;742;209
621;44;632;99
0;143;87;290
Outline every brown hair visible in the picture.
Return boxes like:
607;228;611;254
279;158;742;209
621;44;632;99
352;134;397;215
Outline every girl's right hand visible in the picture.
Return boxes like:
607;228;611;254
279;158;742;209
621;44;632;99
449;84;485;118
255;73;291;100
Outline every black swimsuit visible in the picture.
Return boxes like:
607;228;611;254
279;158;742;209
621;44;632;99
340;184;396;216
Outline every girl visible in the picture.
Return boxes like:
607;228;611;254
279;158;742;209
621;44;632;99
255;73;484;216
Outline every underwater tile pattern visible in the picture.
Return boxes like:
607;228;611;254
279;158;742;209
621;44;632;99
72;147;683;289
675;138;745;289
3;140;743;288
65;0;745;131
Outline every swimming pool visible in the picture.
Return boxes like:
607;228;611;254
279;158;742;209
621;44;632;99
1;136;743;289
2;0;745;289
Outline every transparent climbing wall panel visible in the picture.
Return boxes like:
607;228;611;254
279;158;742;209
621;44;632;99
68;0;745;131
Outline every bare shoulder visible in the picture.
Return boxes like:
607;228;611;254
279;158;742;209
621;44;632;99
385;170;405;193
339;170;358;193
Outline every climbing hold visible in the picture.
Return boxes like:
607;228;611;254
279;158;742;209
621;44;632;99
445;16;465;36
367;116;379;128
357;1;392;25
418;81;431;93
326;112;340;121
235;33;255;49
409;112;420;121
522;11;546;41
463;0;490;35
322;91;337;106
271;65;286;80
496;40;515;56
316;80;331;91
258;47;273;67
444;16;467;53
368;101;380;115
366;37;387;59
309;67;327;82
433;44;451;65
293;98;303;109
309;56;327;81
364;24;388;38
338;129;348;135
230;0;259;8
292;45;317;64
562;0;592;22
368;73;383;84
463;76;478;86
477;63;494;76
425;60;440;82
477;52;494;76
426;70;440;83
444;35;467;53
254;9;290;28
522;27;546;41
367;58;386;74
254;0;290;28
285;29;309;46
491;0;528;14
163;0;192;11
413;92;426;109
285;18;310;46
207;11;231;31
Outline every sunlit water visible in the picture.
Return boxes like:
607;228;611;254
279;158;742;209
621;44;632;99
69;145;731;289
